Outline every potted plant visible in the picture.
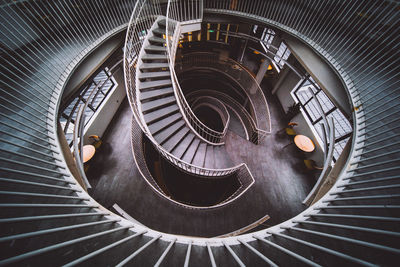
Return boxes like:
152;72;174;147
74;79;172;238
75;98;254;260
286;102;301;121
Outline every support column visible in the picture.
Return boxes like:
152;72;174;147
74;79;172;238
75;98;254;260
271;67;290;95
249;59;270;95
255;59;270;85
239;38;248;64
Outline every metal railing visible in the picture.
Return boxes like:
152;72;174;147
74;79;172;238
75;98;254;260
176;52;272;143
1;0;399;266
131;117;255;209
190;29;306;79
124;0;162;132
166;0;229;145
124;0;246;176
191;96;230;139
187;90;262;144
72;105;90;189
301;87;336;205
71;60;123;190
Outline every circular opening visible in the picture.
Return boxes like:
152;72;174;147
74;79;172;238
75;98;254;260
193;105;224;132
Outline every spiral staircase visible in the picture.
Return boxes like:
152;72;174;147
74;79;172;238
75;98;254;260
0;0;399;266
136;19;235;170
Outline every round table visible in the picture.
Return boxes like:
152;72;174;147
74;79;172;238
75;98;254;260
294;135;315;152
82;145;96;163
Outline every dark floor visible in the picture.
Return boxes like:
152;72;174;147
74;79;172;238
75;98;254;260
87;89;318;237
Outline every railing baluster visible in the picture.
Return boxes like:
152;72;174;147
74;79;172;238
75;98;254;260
154;238;176;267
184;240;192;267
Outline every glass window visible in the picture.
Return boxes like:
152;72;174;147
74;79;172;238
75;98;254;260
261;28;275;49
333;137;350;160
327;109;352;140
293;75;352;161
274;41;291;69
252;25;258;33
59;69;116;146
266;29;275;42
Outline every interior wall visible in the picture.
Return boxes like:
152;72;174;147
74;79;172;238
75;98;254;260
274;68;299;112
61;32;124;101
283;34;352;117
83;67;126;144
272;61;325;166
290;113;325;166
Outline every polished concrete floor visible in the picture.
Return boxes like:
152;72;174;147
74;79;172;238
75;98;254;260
88;88;318;237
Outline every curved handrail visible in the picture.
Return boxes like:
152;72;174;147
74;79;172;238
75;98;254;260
124;0;161;134
2;0;398;265
124;0;244;177
72;60;123;190
187;90;261;143
166;1;228;145
175;52;272;143
191;96;231;137
303;117;335;206
72;105;91;190
131;117;255;209
170;53;227;144
302;87;337;205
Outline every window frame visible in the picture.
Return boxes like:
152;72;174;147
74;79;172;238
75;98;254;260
59;68;117;146
292;75;352;161
273;41;291;70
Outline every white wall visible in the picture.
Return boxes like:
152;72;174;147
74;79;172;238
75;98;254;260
62;34;124;100
83;67;126;144
275;67;301;113
273;62;325;166
284;35;351;117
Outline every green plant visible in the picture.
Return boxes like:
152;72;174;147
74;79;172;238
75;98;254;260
286;102;301;121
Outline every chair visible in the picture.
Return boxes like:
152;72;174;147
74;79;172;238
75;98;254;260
304;159;323;171
89;135;102;149
282;122;298;149
285;122;298;136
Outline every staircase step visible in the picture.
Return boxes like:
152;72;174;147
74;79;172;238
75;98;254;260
139;79;172;91
192;142;207;167
143;104;179;125
141;96;176;113
141;54;168;62
157;19;176;28
152;28;165;36
154;120;185;145
214;146;234;169
157;19;166;28
182;138;201;164
163;126;190;152
140;87;174;101
172;133;195;159
144;104;180;124
144;45;167;53
148;112;182;134
138;71;170;81
149;36;166;44
139;63;169;71
204;145;215;169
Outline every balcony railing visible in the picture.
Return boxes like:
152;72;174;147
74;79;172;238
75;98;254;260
71;59;123;190
1;0;399;265
131;117;255;209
